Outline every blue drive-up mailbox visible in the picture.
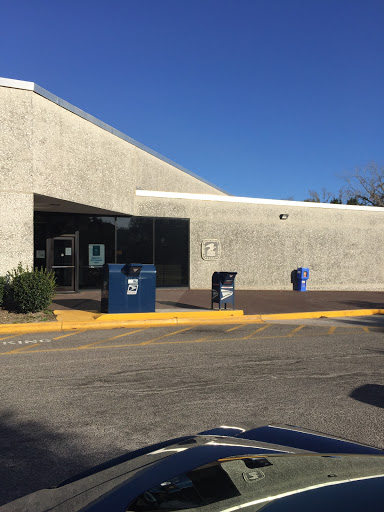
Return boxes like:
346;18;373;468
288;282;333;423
296;267;309;291
101;263;156;313
212;272;237;310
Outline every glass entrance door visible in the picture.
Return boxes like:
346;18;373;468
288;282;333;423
51;237;75;292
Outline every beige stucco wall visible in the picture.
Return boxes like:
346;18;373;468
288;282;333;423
0;85;225;212
1;81;384;290
0;84;225;275
135;196;384;290
0;192;33;276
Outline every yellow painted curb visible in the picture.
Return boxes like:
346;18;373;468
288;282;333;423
53;310;244;323
54;310;99;323
61;316;263;331
0;322;62;334
260;309;384;321
94;310;244;322
1;309;383;334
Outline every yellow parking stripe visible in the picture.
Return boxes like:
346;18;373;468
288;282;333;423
139;327;194;345
76;328;148;349
288;325;305;336
0;324;377;356
0;323;378;357
6;344;43;354
242;324;271;339
226;325;243;332
53;330;87;340
0;334;20;341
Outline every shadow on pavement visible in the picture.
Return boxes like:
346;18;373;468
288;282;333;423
52;299;101;311
330;315;384;329
157;301;211;310
349;384;384;409
343;300;384;309
0;410;97;505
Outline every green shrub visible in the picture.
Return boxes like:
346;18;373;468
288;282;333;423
0;276;6;307
6;264;56;313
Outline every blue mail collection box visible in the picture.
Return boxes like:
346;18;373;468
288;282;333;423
101;263;156;313
296;267;309;291
211;271;237;310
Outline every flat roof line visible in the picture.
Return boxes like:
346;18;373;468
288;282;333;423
136;190;384;211
0;77;229;196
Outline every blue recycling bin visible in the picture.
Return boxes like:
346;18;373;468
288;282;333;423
212;271;237;310
296;267;309;291
101;263;156;313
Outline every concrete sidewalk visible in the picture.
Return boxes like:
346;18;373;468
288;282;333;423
52;288;384;316
1;288;383;335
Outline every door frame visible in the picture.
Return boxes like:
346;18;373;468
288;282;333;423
46;234;79;293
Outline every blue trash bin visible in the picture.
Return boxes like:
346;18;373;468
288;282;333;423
296;267;309;291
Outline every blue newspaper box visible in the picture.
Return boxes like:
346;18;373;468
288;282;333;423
101;263;156;313
296;267;309;291
212;271;237;310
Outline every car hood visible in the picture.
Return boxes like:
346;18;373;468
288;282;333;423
2;423;383;512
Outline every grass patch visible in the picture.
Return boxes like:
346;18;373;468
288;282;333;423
0;308;56;324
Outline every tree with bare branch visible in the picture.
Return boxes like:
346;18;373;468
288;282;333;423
305;163;384;207
342;163;384;207
304;188;343;204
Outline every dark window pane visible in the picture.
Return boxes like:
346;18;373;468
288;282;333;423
128;464;239;511
53;239;74;266
34;213;49;268
53;267;74;288
130;473;202;511
34;212;78;269
79;216;115;288
116;217;153;264
155;218;189;287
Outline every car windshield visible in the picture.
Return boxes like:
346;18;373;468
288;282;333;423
127;455;384;512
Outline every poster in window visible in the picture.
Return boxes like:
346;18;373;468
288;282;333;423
89;244;105;267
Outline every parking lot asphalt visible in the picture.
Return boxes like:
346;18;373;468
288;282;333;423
1;320;383;356
1;321;383;505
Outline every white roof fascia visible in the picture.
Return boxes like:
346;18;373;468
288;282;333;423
0;77;35;90
135;190;384;212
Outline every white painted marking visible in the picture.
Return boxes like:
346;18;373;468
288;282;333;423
2;339;51;346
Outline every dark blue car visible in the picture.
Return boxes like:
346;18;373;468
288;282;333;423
2;423;383;511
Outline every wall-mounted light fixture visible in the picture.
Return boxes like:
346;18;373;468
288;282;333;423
279;214;289;220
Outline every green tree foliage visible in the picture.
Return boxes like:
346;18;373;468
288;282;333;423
0;276;6;307
5;264;56;313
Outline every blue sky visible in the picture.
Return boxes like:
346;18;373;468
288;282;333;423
1;0;383;200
